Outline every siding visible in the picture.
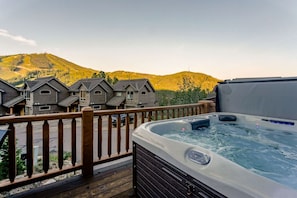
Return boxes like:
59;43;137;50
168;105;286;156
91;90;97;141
33;85;58;105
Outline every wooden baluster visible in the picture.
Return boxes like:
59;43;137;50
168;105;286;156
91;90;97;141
26;121;33;178
172;109;176;118
8;123;16;183
43;120;49;174
133;113;137;129
154;110;158;120
108;115;112;157
161;110;164;120
148;111;152;121
117;115;121;155
71;118;76;166
141;112;145;123
125;114;130;153
167;109;170;119
58;119;63;170
198;105;202;114
97;116;102;160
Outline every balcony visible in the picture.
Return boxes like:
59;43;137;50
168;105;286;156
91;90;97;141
0;101;215;197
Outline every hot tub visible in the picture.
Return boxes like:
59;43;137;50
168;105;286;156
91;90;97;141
132;113;297;198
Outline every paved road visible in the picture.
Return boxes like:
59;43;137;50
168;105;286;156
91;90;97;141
13;117;137;163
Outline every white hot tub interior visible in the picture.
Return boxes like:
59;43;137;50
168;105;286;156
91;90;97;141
133;113;297;198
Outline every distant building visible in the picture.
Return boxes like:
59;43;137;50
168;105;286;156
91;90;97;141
0;77;157;115
0;79;24;116
22;77;69;115
108;79;157;109
66;78;114;111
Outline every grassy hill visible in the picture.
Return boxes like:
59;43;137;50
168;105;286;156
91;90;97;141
107;71;219;91
0;53;98;86
0;53;220;91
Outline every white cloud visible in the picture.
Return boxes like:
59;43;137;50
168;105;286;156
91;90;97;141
0;29;37;46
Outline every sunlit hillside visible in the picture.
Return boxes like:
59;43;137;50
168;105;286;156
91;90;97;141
0;53;98;86
0;53;220;91
107;71;220;91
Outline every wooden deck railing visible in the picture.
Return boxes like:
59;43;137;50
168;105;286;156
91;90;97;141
0;100;215;192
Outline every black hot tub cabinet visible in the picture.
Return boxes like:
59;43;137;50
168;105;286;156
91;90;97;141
132;113;297;198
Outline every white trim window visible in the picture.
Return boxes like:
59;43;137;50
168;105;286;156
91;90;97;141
94;90;102;95
80;91;86;101
40;90;51;95
25;90;30;100
39;105;51;111
127;91;134;100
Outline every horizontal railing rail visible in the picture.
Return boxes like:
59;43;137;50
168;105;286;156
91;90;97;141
0;100;215;192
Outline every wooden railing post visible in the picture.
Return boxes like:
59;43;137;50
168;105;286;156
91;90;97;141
81;107;94;178
198;100;215;113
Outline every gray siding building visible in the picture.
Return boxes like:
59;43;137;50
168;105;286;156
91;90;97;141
0;79;24;116
109;79;156;109
66;78;114;111
23;77;69;115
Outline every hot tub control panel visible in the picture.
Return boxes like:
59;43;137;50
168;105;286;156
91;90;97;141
187;149;210;165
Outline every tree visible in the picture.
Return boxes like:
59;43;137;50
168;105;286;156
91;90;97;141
92;71;119;85
0;138;25;180
170;76;207;105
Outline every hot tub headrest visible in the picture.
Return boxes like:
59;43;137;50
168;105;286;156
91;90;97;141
189;118;210;130
218;115;237;121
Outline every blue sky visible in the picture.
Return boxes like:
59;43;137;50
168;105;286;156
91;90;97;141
1;0;297;80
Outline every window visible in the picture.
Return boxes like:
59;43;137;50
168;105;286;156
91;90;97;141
80;91;86;100
40;90;51;95
141;91;146;95
116;92;122;96
39;105;51;111
94;90;102;95
93;105;101;110
25;91;30;100
127;91;134;100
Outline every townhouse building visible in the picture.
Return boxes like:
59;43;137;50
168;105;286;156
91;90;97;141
0;77;156;115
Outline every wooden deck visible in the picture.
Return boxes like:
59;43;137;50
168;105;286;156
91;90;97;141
0;101;215;197
9;157;134;198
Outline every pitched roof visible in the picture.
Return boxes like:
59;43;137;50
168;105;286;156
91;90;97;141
0;78;19;92
106;96;126;107
69;78;113;92
113;79;154;91
58;96;79;107
24;76;66;92
3;95;25;108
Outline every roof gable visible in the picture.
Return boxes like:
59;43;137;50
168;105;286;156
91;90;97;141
69;78;113;92
113;79;155;92
0;79;19;92
24;76;66;92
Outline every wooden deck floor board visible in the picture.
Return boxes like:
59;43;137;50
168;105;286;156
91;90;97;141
9;158;134;198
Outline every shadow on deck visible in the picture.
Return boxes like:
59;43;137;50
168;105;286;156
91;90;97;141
9;157;135;198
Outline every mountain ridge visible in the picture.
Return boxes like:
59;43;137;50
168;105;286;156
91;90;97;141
0;53;220;91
